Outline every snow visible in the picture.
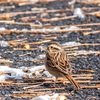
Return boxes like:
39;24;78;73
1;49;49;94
0;41;10;47
53;27;61;31
35;71;41;76
43;71;55;78
20;66;28;70
35;54;45;59
64;26;81;34
22;28;28;31
75;50;86;53
35;20;43;26
28;65;56;78
0;74;9;81
29;65;46;72
30;93;59;100
31;27;61;32
62;41;81;46
0;66;25;81
0;27;6;31
74;8;86;19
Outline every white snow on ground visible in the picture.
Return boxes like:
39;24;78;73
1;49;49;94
29;65;46;72
19;66;28;70
75;50;87;53
3;64;54;79
35;20;43;26
0;66;25;81
35;71;41;76
43;71;55;78
19;26;81;33
62;41;81;46
30;93;59;100
0;74;10;81
22;28;28;31
0;27;6;31
63;26;81;34
31;27;61;32
29;65;46;77
0;40;10;47
35;54;45;59
73;8;86;19
64;26;80;31
29;65;55;78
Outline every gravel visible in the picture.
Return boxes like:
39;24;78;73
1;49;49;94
0;0;100;100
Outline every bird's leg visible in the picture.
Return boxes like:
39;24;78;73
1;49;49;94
62;78;67;85
51;77;57;88
53;79;56;88
59;77;67;85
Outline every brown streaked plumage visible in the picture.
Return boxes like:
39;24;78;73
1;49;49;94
45;42;81;89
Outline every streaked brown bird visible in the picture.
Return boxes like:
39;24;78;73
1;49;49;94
45;42;81;89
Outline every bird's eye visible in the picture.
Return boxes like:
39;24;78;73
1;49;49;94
51;46;53;48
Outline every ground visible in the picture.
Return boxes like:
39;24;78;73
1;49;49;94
0;0;100;100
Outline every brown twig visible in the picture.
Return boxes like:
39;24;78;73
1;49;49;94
77;1;100;4
83;30;100;36
0;28;91;34
10;40;50;46
0;59;13;63
23;83;44;90
21;15;77;22
63;43;100;48
68;51;100;56
32;23;100;29
81;85;100;89
0;6;100;19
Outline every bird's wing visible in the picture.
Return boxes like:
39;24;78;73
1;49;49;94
55;53;72;75
47;51;72;75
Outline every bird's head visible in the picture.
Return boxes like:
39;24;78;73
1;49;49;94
46;42;62;53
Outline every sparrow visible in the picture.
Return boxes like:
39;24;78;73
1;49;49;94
45;42;81;89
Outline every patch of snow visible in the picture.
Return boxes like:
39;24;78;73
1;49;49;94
62;41;81;46
64;26;80;30
64;26;81;34
27;73;34;78
31;27;60;32
35;71;41;76
0;27;6;31
35;20;43;26
38;44;46;50
30;93;59;100
74;8;86;19
0;41;10;47
75;50;86;53
19;66;28;70
43;71;55;78
57;95;67;100
29;65;46;72
0;66;25;80
35;54;45;59
22;29;28;31
53;27;61;31
0;74;9;81
0;74;23;81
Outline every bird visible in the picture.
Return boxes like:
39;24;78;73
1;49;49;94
45;42;81;89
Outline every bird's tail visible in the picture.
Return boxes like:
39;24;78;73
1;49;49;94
65;75;81;89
